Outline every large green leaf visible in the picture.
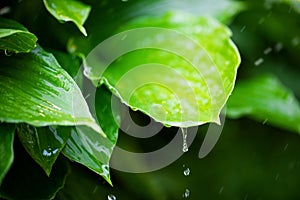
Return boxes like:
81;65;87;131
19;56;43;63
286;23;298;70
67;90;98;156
0;17;37;53
0;123;15;185
226;74;300;134
16;124;71;176
43;0;91;36
84;12;240;127
62;86;120;185
0;46;101;133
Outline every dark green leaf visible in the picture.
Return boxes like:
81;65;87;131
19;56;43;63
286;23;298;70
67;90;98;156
0;139;69;200
226;74;300;133
17;124;71;176
0;46;101;133
0;17;37;53
62;86;120;185
84;12;240;127
43;0;91;36
0;123;15;185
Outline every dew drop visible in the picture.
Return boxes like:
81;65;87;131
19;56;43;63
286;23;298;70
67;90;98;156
183;167;190;176
4;50;13;56
183;188;190;198
107;194;116;200
181;128;188;153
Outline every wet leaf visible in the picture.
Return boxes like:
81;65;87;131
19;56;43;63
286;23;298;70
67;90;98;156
62;86;120;185
43;0;91;36
0;138;69;200
0;123;15;185
84;12;240;127
226;74;300;134
0;46;101;133
0;17;37;53
17;124;71;176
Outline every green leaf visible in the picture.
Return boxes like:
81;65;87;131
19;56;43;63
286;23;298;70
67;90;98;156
16;124;71;176
0;17;37;53
226;74;300;134
84;12;240;127
43;0;91;36
0;139;69;200
0;46;101;133
0;123;15;185
62;86;120;185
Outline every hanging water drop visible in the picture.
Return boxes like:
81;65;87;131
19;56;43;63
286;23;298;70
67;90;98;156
4;49;13;56
183;188;190;198
107;194;116;200
181;128;188;153
183;167;190;176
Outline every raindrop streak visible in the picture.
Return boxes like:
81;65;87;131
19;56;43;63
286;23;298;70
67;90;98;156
254;58;264;66
263;47;272;55
107;194;116;200
183;167;190;176
181;128;188;153
183;189;190;198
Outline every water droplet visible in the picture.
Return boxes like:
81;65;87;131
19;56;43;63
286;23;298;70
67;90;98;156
183;188;190;198
107;194;116;200
263;47;272;55
254;58;264;66
4;50;13;56
183;167;190;176
181;128;188;153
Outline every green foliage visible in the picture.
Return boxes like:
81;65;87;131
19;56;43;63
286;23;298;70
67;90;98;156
0;0;300;199
227;74;300;133
0;17;37;53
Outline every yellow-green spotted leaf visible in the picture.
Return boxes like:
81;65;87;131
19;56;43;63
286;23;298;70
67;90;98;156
84;12;240;127
43;0;91;36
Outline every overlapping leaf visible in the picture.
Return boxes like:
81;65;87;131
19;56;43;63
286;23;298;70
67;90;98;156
62;86;120;185
0;17;37;53
0;46;101;133
226;74;300;133
17;124;71;176
43;0;91;36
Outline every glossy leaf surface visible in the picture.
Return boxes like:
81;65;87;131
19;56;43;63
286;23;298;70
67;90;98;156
0;123;15;185
43;0;91;36
0;46;101;132
17;124;71;176
84;12;240;127
62;86;120;184
227;74;300;133
0;17;37;53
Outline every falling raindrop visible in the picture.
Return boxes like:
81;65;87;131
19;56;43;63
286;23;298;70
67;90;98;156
275;42;283;52
183;188;190;198
254;58;264;66
263;47;272;55
181;128;188;153
107;194;116;200
240;26;246;32
183;167;190;176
